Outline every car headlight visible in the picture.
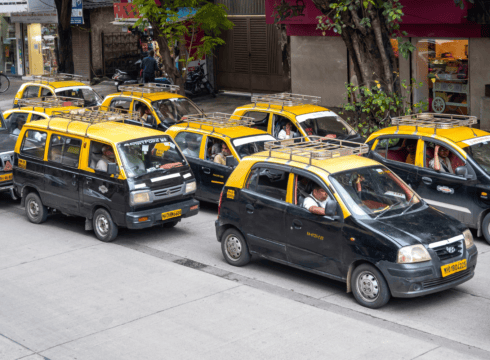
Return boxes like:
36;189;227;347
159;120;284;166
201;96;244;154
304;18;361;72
185;181;196;194
397;245;431;264
130;190;152;206
463;229;474;249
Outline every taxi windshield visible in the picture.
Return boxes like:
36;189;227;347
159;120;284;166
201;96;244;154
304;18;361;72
330;166;423;219
152;98;201;125
297;111;355;138
232;134;276;158
117;136;185;178
462;138;490;173
55;88;102;107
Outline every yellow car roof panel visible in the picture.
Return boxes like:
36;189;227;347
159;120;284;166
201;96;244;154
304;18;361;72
168;124;269;139
18;106;80;114
236;103;331;117
28;81;87;89
107;92;186;102
24;118;165;144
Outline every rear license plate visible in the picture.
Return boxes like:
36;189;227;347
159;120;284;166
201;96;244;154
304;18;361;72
0;173;12;182
161;209;181;220
441;259;467;278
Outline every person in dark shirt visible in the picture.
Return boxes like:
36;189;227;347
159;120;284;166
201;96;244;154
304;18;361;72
141;50;159;83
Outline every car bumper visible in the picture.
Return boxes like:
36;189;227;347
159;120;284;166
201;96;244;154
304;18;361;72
125;198;199;229
215;219;224;241
379;246;478;298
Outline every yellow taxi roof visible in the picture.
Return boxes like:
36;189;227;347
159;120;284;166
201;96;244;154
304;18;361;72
108;91;187;102
367;126;490;148
23;118;166;144
236;103;331;117
168;123;269;139
29;81;87;89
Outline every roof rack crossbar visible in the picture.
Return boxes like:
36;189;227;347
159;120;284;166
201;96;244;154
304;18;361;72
264;136;369;165
181;113;255;134
251;92;321;110
392;113;477;136
31;73;87;84
17;96;84;108
118;83;180;95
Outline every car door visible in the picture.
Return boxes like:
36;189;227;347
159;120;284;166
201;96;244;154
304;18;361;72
198;135;235;202
284;171;344;278
22;85;41;99
414;139;475;225
43;134;82;215
173;131;204;197
239;164;290;261
369;136;419;187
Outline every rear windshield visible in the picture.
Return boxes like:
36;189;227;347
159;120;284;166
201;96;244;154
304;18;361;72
117;136;185;178
151;98;202;125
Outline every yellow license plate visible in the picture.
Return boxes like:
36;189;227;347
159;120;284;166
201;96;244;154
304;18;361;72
441;259;467;278
0;173;12;182
161;209;182;220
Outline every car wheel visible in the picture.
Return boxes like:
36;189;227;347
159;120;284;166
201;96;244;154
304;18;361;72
93;208;118;242
25;192;48;224
481;213;490;245
351;263;391;309
221;228;251;266
163;220;179;228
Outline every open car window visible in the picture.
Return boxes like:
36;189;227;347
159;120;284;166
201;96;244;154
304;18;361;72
296;111;355;137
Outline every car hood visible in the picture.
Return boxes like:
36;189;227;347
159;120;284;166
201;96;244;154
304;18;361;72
0;133;17;153
358;205;466;247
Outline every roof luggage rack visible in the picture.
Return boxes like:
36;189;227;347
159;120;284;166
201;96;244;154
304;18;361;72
119;83;180;95
31;73;86;84
182;112;255;133
252;92;321;110
263;136;368;165
391;113;478;136
50;106;141;136
17;96;84;109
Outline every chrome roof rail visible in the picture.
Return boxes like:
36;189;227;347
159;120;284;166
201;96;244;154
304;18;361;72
17;96;84;109
251;92;321;111
118;83;180;95
181;112;255;134
391;113;478;136
31;73;87;84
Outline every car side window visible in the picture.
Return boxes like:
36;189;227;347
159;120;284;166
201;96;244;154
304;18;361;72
273;114;298;140
247;167;289;201
423;141;465;176
375;137;418;166
22;86;40;98
293;175;337;215
243;111;269;132
48;135;82;168
206;136;230;163
41;88;53;97
31;114;47;121
174;132;203;158
110;98;132;111
9;113;29;135
20;130;47;158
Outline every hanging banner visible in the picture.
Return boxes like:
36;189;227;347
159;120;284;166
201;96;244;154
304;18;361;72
71;0;84;24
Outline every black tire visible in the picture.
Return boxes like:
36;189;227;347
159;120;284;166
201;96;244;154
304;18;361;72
163;220;179;228
205;83;216;98
481;213;490;245
0;74;10;93
221;228;251;266
93;208;118;242
351;263;391;309
25;192;48;224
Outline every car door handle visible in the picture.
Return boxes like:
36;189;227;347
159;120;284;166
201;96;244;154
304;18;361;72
292;219;302;229
202;167;211;174
422;177;432;185
86;177;93;185
246;204;254;214
72;174;77;186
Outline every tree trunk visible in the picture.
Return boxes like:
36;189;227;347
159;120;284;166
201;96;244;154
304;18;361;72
277;24;291;92
54;0;74;74
311;0;399;94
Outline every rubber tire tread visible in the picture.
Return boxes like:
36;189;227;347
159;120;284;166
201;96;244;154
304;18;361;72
221;228;251;267
25;192;48;224
93;208;118;242
351;263;391;309
481;213;490;245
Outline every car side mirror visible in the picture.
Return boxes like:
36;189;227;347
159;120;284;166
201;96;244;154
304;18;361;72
455;165;474;179
325;199;337;217
226;155;238;168
107;162;119;176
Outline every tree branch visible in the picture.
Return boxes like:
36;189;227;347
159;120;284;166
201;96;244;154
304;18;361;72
371;13;393;93
350;8;366;36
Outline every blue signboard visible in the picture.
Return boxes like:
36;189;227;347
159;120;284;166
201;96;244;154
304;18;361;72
71;0;83;24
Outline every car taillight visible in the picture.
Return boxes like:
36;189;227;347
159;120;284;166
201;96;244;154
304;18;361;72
218;189;224;217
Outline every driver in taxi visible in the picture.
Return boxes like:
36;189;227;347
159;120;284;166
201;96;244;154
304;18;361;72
96;145;116;172
303;184;329;215
214;143;232;165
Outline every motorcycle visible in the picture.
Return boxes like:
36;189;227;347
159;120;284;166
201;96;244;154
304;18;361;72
112;59;142;91
184;63;216;98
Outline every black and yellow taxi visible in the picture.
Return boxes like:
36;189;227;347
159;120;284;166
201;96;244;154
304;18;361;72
4;97;83;137
101;83;203;130
165;113;276;203
366;113;490;245
0;111;15;199
14;74;102;108
215;137;477;308
232;93;362;142
13;107;199;242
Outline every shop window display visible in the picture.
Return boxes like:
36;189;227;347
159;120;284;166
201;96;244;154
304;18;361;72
414;39;469;115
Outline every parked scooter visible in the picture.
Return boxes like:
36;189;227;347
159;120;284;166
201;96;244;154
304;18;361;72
113;59;142;91
184;63;216;98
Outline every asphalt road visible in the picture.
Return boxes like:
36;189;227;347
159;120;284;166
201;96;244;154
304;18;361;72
1;84;490;359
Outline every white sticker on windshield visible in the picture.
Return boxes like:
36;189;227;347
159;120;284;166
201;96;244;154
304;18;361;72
233;134;276;147
385;191;406;200
142;145;149;152
296;111;338;123
462;135;490;146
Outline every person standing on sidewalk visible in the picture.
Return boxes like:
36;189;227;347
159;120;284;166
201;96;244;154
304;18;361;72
141;50;159;83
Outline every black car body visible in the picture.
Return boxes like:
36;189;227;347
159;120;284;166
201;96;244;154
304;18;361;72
0;112;17;199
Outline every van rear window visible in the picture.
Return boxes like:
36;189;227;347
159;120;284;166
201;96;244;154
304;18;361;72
20;130;47;159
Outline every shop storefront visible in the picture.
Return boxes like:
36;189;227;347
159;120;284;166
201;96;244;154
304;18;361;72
1;20;19;75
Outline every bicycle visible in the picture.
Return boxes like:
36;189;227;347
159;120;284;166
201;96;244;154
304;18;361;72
0;72;10;93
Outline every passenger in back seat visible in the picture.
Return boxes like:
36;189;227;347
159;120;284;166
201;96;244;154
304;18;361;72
403;140;417;165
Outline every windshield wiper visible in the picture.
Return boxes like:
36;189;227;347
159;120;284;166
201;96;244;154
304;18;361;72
374;200;401;220
400;195;417;216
